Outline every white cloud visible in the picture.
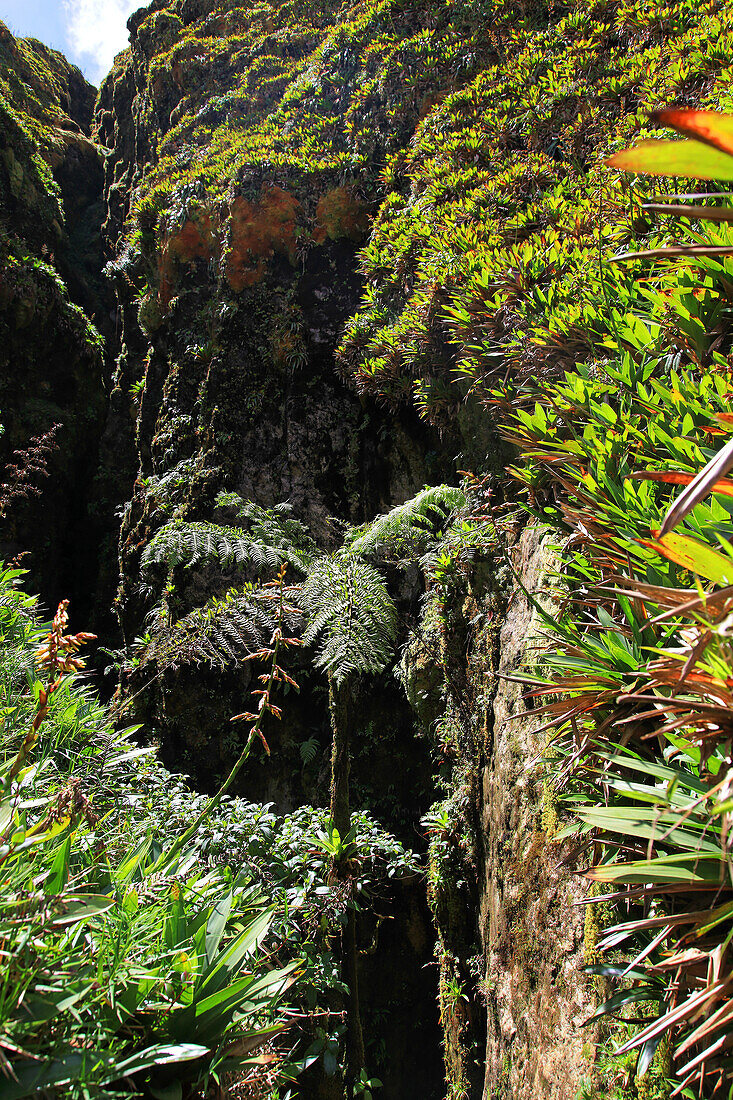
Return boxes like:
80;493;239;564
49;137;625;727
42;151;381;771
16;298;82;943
62;0;140;84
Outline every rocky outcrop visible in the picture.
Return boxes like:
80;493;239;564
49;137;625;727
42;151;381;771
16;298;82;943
479;529;594;1098
94;0;455;737
0;24;110;621
401;524;594;1099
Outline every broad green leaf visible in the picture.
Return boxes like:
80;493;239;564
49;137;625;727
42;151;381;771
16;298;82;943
232;959;299;1005
641;532;733;584
205;890;232;963
585;987;659;1024
111;745;157;765
123;886;139;915
46;835;71;895
21;986;91;1023
196;909;272;996
588;854;724;884
606;140;733;180
585;964;652;981
1;1050;120;1099
637;1033;665;1078
576;808;721;854
114;835;153;883
597;751;706;795
164;882;185;950
49;894;116;926
170;963;297;1044
112;1043;209;1077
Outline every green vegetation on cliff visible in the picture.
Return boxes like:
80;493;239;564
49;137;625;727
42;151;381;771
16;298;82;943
6;0;733;1095
0;20;108;616
0;564;420;1097
94;0;733;1093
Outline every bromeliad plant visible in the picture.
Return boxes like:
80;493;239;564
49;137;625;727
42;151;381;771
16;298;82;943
501;111;733;1096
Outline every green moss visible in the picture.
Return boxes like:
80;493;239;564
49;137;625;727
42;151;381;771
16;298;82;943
0;22;96;239
104;0;495;309
540;778;559;838
583;884;612;971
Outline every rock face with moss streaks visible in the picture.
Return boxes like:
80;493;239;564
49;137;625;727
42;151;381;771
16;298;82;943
6;0;725;1092
0;23;110;620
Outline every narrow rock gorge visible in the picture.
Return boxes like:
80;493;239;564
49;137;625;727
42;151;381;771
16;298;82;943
2;1;732;1097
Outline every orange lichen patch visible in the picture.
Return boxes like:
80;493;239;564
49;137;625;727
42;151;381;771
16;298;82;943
169;214;216;263
313;187;370;244
225;186;301;292
158;211;217;309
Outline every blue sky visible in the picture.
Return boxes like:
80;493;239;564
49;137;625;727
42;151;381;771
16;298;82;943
0;0;140;85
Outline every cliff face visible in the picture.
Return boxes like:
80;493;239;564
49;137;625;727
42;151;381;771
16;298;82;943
87;6;592;1094
93;0;469;782
0;24;111;621
3;0;731;1096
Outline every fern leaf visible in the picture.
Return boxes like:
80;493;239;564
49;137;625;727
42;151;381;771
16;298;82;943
301;558;397;685
145;585;303;671
345;485;466;560
300;736;319;765
140;494;318;581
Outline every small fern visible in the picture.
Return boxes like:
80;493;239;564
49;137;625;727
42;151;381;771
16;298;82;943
215;493;318;571
299;735;320;765
301;558;397;685
344;485;466;561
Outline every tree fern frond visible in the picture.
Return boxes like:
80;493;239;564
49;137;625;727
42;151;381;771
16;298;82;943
145;585;303;671
299;736;320;765
344;485;466;561
215;492;318;571
141;522;281;573
301;558;396;685
141;495;318;580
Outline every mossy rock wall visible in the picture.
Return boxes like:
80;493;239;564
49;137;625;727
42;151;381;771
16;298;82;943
478;528;595;1098
96;0;463;777
0;23;112;623
400;524;596;1099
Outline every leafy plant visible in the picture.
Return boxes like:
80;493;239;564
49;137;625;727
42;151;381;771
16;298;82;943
299;734;320;765
354;1067;383;1099
313;817;359;861
607;109;733;182
141;497;316;578
0;576;292;1097
142;582;303;672
497;110;733;1096
301;557;397;685
344;485;466;561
